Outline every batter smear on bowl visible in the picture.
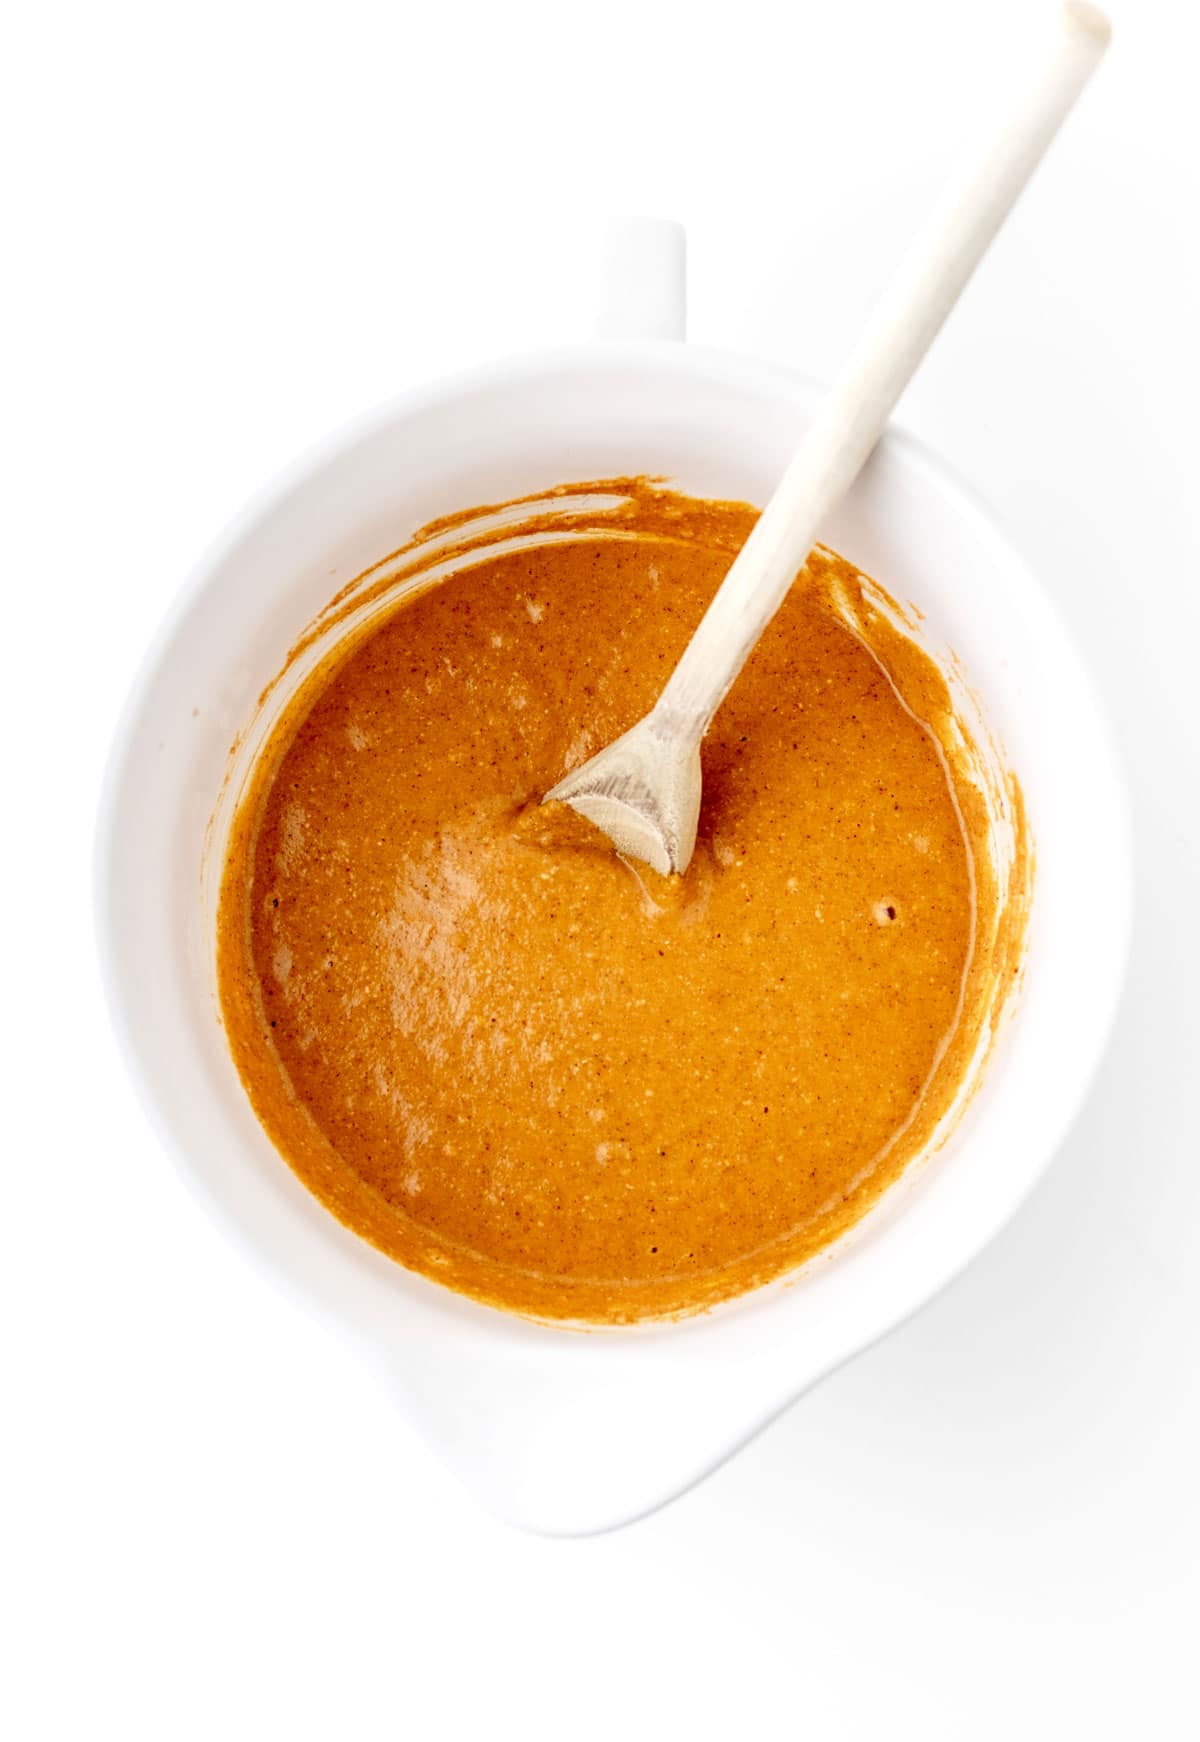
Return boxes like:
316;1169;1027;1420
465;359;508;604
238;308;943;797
216;480;1030;1322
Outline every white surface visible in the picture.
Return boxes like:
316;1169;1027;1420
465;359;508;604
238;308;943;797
3;0;1197;1734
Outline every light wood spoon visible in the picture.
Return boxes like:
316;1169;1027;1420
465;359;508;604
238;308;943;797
546;1;1109;874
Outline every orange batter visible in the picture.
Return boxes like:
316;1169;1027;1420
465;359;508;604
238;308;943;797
217;482;1028;1322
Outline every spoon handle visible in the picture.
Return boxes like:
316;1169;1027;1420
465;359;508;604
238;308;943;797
653;0;1109;742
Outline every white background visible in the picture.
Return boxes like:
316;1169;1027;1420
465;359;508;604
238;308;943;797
4;0;1198;1736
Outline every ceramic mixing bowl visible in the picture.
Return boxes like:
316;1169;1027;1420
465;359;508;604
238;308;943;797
95;221;1130;1533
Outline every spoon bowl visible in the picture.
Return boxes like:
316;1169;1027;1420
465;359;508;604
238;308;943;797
546;716;700;875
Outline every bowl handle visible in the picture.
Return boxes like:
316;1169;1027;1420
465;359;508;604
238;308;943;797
595;216;687;343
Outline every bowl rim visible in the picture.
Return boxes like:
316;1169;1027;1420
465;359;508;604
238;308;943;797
93;337;1134;1531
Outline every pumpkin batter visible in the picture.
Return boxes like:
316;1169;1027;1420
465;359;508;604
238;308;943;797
216;481;1029;1322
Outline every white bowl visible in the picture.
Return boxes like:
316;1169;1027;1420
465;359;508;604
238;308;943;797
95;247;1130;1534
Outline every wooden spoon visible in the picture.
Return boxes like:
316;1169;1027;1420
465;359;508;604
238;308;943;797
546;1;1109;875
